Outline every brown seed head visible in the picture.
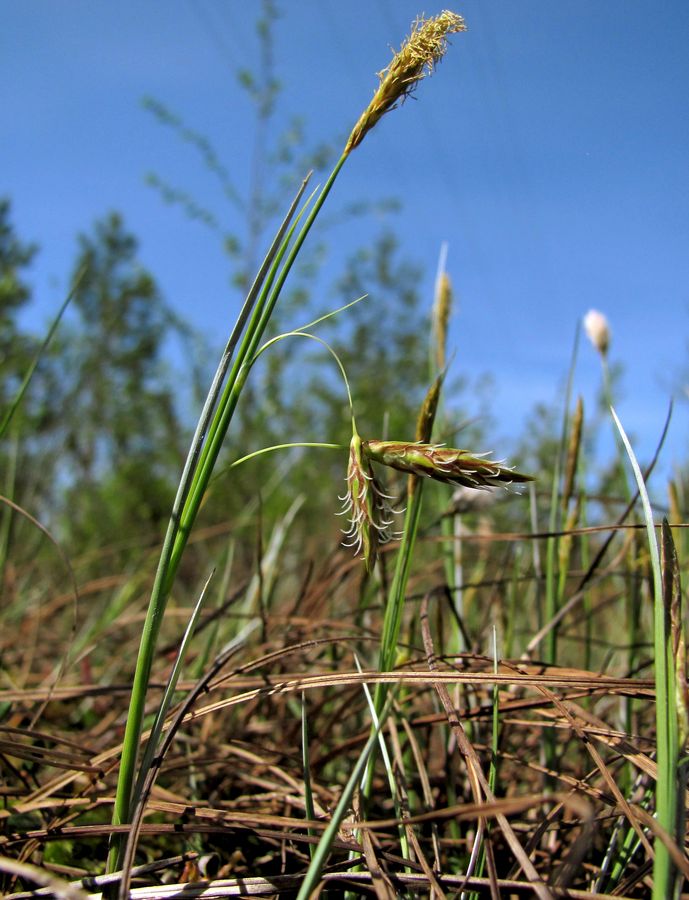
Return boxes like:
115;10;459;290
345;11;466;155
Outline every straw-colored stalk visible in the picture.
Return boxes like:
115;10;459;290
345;11;466;155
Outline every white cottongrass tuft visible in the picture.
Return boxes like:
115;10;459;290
583;309;610;356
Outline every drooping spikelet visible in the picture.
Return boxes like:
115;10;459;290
339;435;531;566
339;431;396;571
363;440;533;490
344;11;466;155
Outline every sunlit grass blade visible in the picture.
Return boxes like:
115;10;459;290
190;540;234;680
362;372;442;800
0;433;19;591
467;625;501;900
116;575;212;896
661;518;689;871
238;493;305;628
611;406;680;900
541;327;579;790
356;655;410;862
544;324;579;667
111;156;367;869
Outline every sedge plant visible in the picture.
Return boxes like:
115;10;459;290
108;9;469;870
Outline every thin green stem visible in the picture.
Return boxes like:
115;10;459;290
228;442;343;470
0;267;83;440
362;482;425;802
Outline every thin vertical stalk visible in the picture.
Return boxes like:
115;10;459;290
542;327;579;789
544;324;579;666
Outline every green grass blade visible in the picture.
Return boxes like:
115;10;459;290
544;324;579;666
466;625;501;900
356;655;410;863
108;173;316;865
185;181;321;503
117;617;261;898
0;266;84;440
0;432;19;590
611;406;679;899
191;540;234;680
110;155;352;870
131;569;214;805
378;487;424;676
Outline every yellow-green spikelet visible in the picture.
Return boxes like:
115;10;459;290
341;431;394;570
344;11;466;155
363;440;533;490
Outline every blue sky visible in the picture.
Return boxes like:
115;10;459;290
3;1;689;486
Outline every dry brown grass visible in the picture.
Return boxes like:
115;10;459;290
1;510;685;898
